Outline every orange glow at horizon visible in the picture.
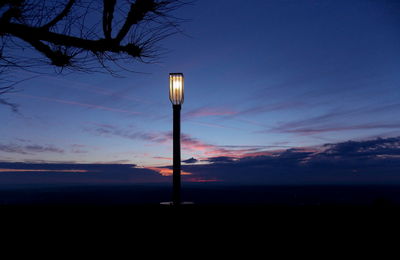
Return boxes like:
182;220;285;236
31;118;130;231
146;167;192;176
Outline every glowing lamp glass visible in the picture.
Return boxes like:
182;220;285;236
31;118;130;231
169;73;184;105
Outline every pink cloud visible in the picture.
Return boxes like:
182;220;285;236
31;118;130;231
86;123;284;163
180;134;231;155
179;134;283;159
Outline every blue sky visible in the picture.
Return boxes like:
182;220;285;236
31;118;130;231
0;0;399;182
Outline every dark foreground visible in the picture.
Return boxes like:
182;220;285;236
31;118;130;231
2;185;400;235
1;184;399;212
1;184;399;206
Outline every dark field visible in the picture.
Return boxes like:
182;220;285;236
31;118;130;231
0;184;399;207
2;184;400;232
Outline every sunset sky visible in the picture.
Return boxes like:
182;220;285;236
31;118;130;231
0;0;399;184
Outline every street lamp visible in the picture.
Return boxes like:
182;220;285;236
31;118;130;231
169;73;184;206
169;73;184;105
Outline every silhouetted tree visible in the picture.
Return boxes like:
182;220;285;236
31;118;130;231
0;0;185;109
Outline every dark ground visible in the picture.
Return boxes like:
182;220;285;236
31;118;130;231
1;184;399;238
1;184;400;220
0;183;399;206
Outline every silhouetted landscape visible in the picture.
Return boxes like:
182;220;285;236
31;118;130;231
0;184;399;208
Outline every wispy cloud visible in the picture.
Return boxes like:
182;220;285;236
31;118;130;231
183;101;313;124
24;144;64;154
86;123;169;144
87;125;231;157
13;93;141;115
179;134;287;159
37;76;153;105
0;143;64;155
153;156;173;161
0;169;88;173
0;140;92;156
239;101;308;116
85;123;282;160
282;103;400;130
271;122;400;135
186;120;244;131
70;144;89;154
258;102;400;136
183;106;238;119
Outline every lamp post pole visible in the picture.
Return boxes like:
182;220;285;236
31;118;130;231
168;72;184;206
172;104;181;206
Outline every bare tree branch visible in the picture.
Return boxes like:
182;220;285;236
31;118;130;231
0;0;187;110
115;0;156;43
42;0;76;30
0;0;185;71
102;0;116;40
